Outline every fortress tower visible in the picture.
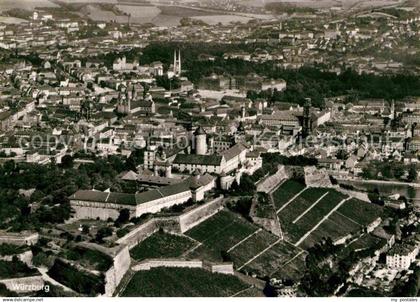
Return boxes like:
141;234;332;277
194;126;207;155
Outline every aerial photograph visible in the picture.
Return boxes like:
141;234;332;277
0;0;419;299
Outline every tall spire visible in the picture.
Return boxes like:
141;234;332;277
173;49;177;75
173;49;182;76
178;49;181;75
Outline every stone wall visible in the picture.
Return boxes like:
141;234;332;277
104;245;131;297
252;216;283;238
336;187;370;202
178;196;224;233
0;275;44;293
257;165;287;193
0;250;33;267
71;201;136;221
304;166;333;188
132;259;234;275
116;219;159;249
117;197;224;247
0;232;39;246
132;259;203;271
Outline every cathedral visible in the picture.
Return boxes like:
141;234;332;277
117;83;155;115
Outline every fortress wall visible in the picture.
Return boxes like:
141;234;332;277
178;196;224;233
104;245;131;297
0;233;39;246
0;275;44;293
116;219;159;249
0;250;33;267
210;263;234;275
117;197;225;248
132;259;233;275
336;187;370;202
257;165;287;193
132;259;203;271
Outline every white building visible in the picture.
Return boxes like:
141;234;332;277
69;174;215;220
386;243;419;270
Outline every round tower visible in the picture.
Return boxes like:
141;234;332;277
194;126;207;155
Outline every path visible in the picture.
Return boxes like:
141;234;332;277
276;188;307;214
227;229;262;253
293;192;329;224
294;197;351;247
238;238;281;270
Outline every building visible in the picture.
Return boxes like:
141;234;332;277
69;174;215;220
260;111;300;128
386;243;419;270
195;126;207;155
172;154;225;175
112;57;139;71
172;143;248;175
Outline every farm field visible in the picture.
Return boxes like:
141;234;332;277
130;231;196;261
121;267;248;297
336;198;383;225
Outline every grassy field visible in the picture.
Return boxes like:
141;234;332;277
186;210;259;262
121;267;248;297
130;231;196;261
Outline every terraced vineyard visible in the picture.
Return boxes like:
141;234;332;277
272;182;382;247
122;267;249;297
130;231;196;261
184;182;383;280
186;209;259;262
185;209;302;278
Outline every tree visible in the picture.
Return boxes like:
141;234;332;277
95;227;113;243
408;165;417;182
61;155;74;169
116;208;130;225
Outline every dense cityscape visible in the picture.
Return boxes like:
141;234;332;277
0;0;419;298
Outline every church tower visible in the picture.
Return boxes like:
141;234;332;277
303;98;312;138
391;99;395;120
173;49;182;76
